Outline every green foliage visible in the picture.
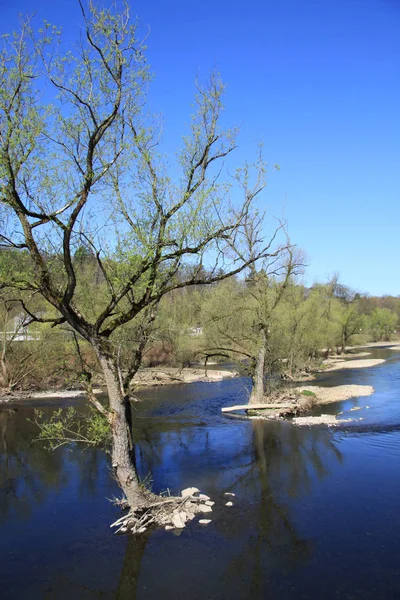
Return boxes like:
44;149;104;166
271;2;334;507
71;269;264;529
138;472;154;492
300;390;316;397
368;308;398;342
31;406;111;451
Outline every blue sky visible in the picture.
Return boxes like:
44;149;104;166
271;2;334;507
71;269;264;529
1;0;399;295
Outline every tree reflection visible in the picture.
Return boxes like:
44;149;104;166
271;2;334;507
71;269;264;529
222;420;343;593
119;415;344;598
0;408;65;520
0;406;108;522
116;534;149;600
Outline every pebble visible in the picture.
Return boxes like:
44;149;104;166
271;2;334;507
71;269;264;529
225;501;233;507
199;519;212;525
224;492;236;497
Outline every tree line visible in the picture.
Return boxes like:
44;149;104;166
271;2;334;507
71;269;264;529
1;248;398;398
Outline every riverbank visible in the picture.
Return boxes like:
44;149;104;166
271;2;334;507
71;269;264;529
223;383;375;426
0;367;237;404
132;367;237;386
0;344;392;406
291;353;385;382
296;384;374;403
321;358;385;371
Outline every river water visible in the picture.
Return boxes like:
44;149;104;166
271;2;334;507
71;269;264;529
1;346;400;599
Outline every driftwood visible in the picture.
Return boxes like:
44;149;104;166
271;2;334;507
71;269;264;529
221;391;317;420
221;403;292;413
110;493;211;535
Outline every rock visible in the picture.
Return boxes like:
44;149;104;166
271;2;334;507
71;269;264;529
205;501;215;506
181;487;200;497
179;511;189;524
224;492;235;497
165;525;174;530
184;501;200;513
198;504;213;513
158;514;171;525
225;501;233;507
171;511;188;529
198;493;210;500
199;519;212;525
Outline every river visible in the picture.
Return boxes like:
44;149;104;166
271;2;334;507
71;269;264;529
1;346;400;599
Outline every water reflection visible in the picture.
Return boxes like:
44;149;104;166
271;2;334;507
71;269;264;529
116;534;149;600
5;355;400;599
0;405;109;524
0;408;65;521
214;420;342;595
123;411;344;599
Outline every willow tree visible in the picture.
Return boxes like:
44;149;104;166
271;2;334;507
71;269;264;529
0;1;285;510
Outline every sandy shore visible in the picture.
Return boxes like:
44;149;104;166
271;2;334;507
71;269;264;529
293;414;346;426
293;414;358;426
290;384;374;426
322;358;385;371
325;352;371;360
223;383;375;425
0;388;104;403
28;388;104;399
365;341;400;348
132;368;237;386
296;384;374;403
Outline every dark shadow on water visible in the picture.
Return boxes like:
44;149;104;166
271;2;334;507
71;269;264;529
116;534;149;600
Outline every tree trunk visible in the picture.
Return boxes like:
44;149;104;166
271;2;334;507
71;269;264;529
95;347;149;508
250;327;267;404
341;330;346;355
288;350;294;378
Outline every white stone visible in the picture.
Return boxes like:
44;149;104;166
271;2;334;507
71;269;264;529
198;504;212;513
199;519;212;525
205;501;215;506
185;501;199;512
198;493;210;500
171;511;188;529
225;501;233;507
181;487;200;497
165;525;174;530
224;492;236;497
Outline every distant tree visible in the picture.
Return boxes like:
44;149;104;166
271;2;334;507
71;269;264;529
368;308;398;342
201;202;301;403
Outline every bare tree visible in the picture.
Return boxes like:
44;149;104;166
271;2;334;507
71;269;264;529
0;2;286;510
